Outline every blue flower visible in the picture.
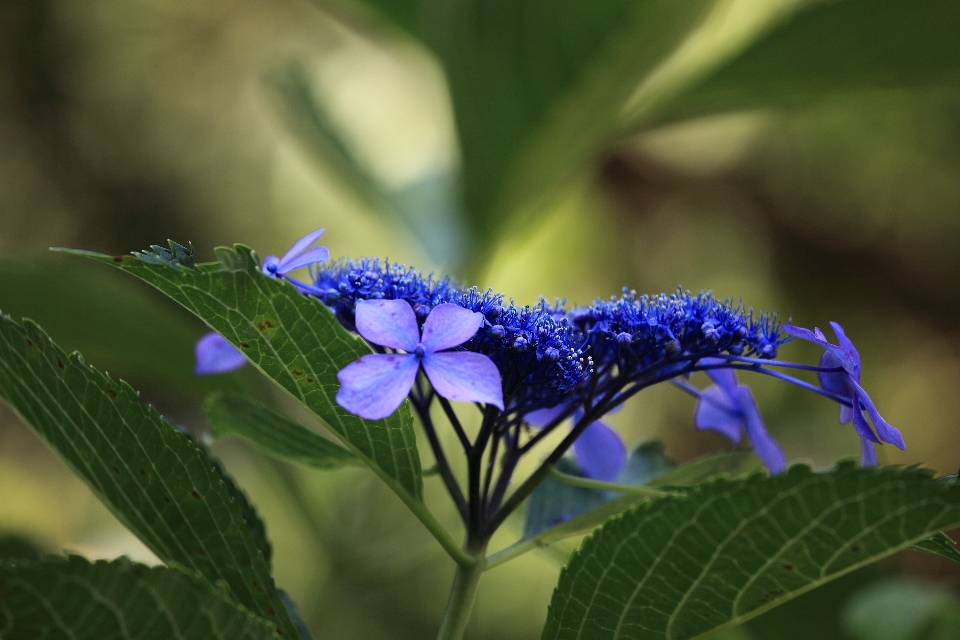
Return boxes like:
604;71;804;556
262;228;329;293
312;259;586;412
336;299;504;420
782;322;904;466
526;404;627;482
569;289;784;380
194;331;246;375
693;358;787;474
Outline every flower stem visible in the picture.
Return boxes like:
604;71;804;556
547;467;674;498
436;550;486;640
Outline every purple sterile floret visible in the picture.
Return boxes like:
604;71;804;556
336;299;504;420
262;229;329;293
194;331;246;375
782;322;904;466
693;358;786;474
526;404;627;482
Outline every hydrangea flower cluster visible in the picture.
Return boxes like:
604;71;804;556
196;230;905;540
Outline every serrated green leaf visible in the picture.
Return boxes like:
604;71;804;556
0;314;298;638
542;465;960;640
205;392;361;469
908;531;960;565
195;429;275;568
353;0;715;249
0;556;278;640
62;245;422;503
657;0;960;125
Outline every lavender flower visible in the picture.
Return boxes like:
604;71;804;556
195;332;246;375
336;299;504;420
526;404;627;482
262;228;329;293
693;359;787;474
782;322;904;466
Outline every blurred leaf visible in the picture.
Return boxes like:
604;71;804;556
524;446;759;545
0;556;278;640
267;63;385;208
0;257;220;394
616;440;676;486
0;534;42;561
658;0;960;125
542;465;960;640
524;458;610;539
648;449;762;488
205;392;362;469
268;63;465;265
351;0;716;251
279;589;315;640
0;314;298;638
908;531;960;565
842;577;957;640
65;245;423;503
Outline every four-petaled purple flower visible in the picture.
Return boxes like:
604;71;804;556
262;228;329;293
336;299;504;420
526;404;627;482
782;322;904;466
195;331;246;376
694;358;787;474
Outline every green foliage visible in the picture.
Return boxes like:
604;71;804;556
523;447;760;547
351;0;715;249
0;257;217;394
0;313;298;638
134;240;198;270
907;531;960;565
205;392;362;469
63;245;423;503
0;556;279;640
542;464;960;640
842;577;960;640
659;0;960;125
524;458;610;540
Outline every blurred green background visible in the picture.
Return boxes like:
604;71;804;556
1;0;959;638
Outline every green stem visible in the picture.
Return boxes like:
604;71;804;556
548;467;673;498
436;550;486;640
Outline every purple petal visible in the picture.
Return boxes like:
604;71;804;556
422;351;504;409
839;404;854;424
354;299;420;352
851;401;882;444
277;246;330;273
195;332;247;375
526;404;572;428
336;353;419;420
782;324;833;349
736;387;787;474
694;386;743;444
818;351;856;398
860;437;879;467
829;321;861;366
852;381;905;449
572;420;626;482
262;255;281;277
420;304;484;352
783;324;856;374
279;228;325;265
